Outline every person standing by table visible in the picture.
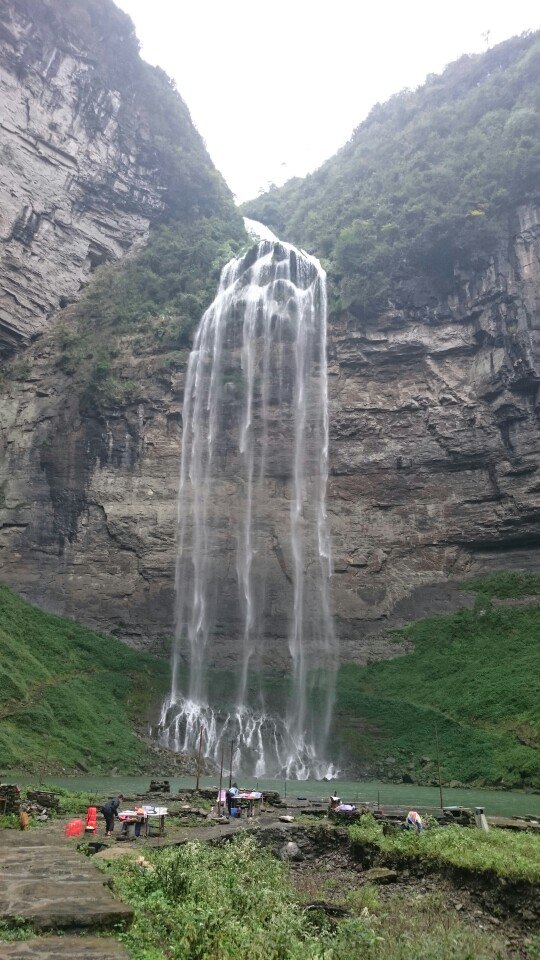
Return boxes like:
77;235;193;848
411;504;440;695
135;806;145;837
226;783;239;815
100;794;124;837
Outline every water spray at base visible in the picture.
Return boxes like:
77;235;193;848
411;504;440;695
159;695;339;781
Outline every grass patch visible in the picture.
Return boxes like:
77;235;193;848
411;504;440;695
333;576;540;788
297;874;518;960
102;835;519;959
0;918;36;942
104;836;341;959
0;814;22;829
462;571;540;599
41;785;103;814
350;889;520;960
349;814;540;882
0;582;170;773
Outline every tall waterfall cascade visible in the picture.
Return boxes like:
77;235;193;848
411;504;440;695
160;222;338;779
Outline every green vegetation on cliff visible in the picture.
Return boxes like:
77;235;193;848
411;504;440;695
54;215;246;411
334;573;540;788
244;31;540;318
0;583;169;773
12;0;247;413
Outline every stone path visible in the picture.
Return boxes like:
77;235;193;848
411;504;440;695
93;818;242;860
0;828;132;958
0;936;129;959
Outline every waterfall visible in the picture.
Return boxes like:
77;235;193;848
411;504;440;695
159;228;338;779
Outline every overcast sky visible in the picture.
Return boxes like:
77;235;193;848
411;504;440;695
115;0;539;203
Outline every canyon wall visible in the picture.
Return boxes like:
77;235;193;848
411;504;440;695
328;203;540;659
0;205;538;664
0;0;230;355
0;1;538;670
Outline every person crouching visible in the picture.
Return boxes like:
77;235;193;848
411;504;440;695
404;810;423;832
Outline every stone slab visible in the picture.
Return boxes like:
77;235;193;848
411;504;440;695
0;889;133;931
0;936;130;959
0;849;105;882
0;834;133;932
0;833;64;849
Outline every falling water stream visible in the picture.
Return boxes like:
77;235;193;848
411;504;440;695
160;222;337;779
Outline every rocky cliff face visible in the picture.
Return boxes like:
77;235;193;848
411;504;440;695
328;203;540;659
1;204;538;662
0;1;538;674
0;0;228;355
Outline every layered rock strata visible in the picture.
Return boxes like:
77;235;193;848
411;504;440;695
0;206;538;662
0;0;219;355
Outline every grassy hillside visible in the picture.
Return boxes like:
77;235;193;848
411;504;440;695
1;575;538;786
0;583;170;773
333;573;540;788
244;31;540;319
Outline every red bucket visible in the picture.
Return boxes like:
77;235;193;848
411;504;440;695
64;818;83;837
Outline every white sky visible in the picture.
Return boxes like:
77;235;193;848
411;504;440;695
115;0;540;203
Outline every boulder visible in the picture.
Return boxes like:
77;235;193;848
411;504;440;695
279;841;304;862
27;791;60;812
363;867;398;884
149;780;170;794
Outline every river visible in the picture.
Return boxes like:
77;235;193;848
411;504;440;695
4;773;539;818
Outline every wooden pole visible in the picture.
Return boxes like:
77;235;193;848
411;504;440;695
195;727;204;792
228;738;235;789
435;722;444;810
218;744;225;815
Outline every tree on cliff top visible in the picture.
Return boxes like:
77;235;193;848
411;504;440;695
243;31;540;319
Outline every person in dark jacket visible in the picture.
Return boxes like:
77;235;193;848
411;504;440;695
100;795;124;836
